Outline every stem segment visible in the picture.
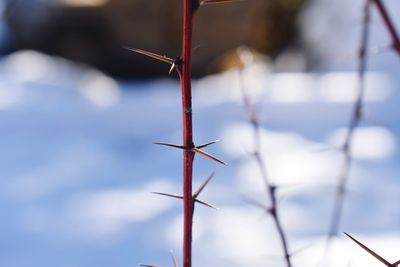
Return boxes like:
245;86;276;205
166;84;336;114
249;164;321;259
181;1;195;267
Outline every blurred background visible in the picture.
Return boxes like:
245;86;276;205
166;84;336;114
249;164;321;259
3;0;306;77
0;0;399;267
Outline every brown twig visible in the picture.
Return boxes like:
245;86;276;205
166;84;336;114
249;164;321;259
237;47;292;267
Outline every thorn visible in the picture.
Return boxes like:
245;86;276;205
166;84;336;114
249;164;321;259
195;199;218;209
196;140;221;149
151;192;183;200
170;250;179;267
168;57;183;75
242;196;269;210
200;0;244;5
192;172;218;210
152;192;216;209
124;47;174;65
289;242;316;257
344;232;392;267
191;147;227;165
153;142;186;150
193;172;215;199
168;63;176;75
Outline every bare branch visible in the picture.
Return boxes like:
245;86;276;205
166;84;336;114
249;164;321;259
327;0;371;244
237;47;292;267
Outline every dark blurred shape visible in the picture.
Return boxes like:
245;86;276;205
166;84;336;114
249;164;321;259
4;0;306;79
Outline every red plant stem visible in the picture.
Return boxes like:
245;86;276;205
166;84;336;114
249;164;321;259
371;0;400;54
181;1;196;267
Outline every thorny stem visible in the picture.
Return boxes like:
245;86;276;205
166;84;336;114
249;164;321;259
181;1;196;267
327;0;371;249
238;51;292;267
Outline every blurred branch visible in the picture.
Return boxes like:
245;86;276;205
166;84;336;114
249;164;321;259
237;47;293;267
325;0;371;256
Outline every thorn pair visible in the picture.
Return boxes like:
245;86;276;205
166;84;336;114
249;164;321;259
152;172;217;210
154;140;227;165
345;232;400;266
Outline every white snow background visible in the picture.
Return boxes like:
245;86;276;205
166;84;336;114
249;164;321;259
0;0;399;267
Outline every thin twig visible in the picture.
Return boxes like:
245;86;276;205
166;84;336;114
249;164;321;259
237;47;292;267
319;4;373;266
327;0;371;242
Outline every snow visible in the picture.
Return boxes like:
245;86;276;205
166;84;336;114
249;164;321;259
67;179;177;238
